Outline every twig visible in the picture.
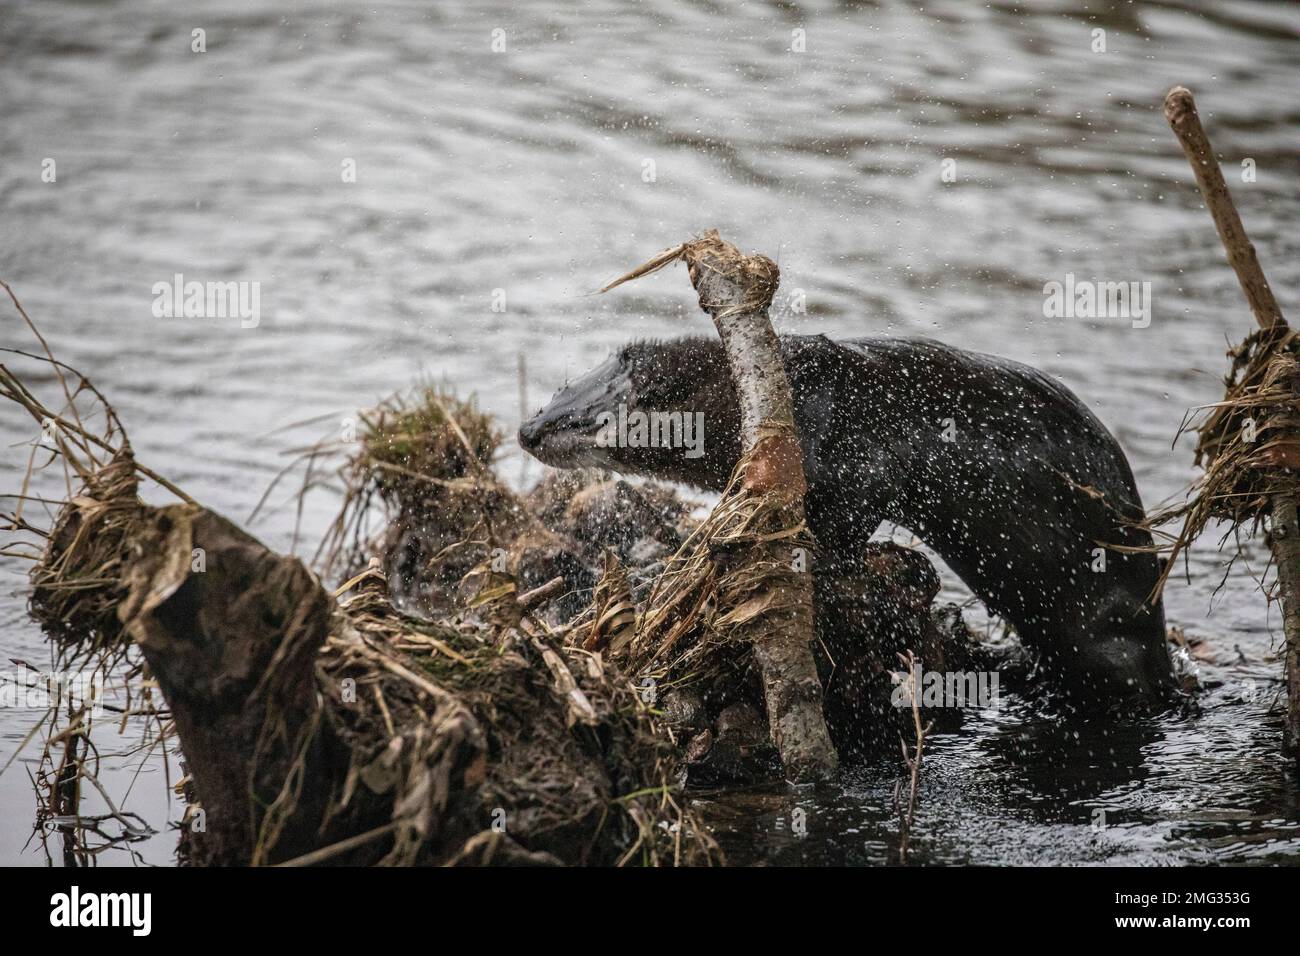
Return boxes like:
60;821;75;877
273;822;399;867
893;650;932;864
518;575;565;611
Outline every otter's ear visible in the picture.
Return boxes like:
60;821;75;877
785;368;837;489
777;334;829;380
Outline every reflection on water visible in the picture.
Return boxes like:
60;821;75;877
1;0;1298;865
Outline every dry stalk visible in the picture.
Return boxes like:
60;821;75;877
892;650;932;865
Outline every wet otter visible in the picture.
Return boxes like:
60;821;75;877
519;334;1177;707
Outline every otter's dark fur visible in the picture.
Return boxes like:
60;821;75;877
520;334;1176;706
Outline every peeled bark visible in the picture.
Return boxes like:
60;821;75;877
681;232;838;781
600;231;839;780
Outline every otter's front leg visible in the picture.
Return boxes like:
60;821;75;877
803;489;882;578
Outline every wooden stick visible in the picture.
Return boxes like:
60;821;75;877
1272;495;1300;755
1164;86;1300;758
682;231;838;781
517;574;565;611
1163;87;1285;332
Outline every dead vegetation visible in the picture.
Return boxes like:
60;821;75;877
1;289;716;866
1151;325;1300;585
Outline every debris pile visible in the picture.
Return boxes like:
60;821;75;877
3;261;978;865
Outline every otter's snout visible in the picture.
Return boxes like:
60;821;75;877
517;413;548;454
518;406;581;459
519;354;630;467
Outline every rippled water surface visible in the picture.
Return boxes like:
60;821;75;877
2;0;1298;865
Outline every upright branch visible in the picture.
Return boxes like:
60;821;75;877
1163;86;1300;761
1163;88;1285;332
603;230;838;781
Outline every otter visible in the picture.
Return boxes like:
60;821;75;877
519;334;1177;707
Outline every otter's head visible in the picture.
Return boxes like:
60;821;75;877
519;338;739;491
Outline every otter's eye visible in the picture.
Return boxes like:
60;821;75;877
629;371;689;408
634;382;668;406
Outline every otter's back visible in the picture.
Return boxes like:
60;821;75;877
779;333;1154;623
794;334;1142;515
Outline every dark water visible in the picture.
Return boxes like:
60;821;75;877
1;0;1298;865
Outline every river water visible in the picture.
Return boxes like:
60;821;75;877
1;0;1298;865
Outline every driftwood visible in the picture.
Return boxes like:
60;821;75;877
601;231;838;781
1163;86;1300;761
46;489;710;866
2;325;713;866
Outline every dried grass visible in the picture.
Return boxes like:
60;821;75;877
615;425;814;696
1149;325;1300;590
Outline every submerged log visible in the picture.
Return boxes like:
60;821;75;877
101;498;703;865
1164;86;1300;762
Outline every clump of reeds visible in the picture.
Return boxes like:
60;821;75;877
0;290;178;667
1;282;191;862
301;385;503;579
358;386;501;504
